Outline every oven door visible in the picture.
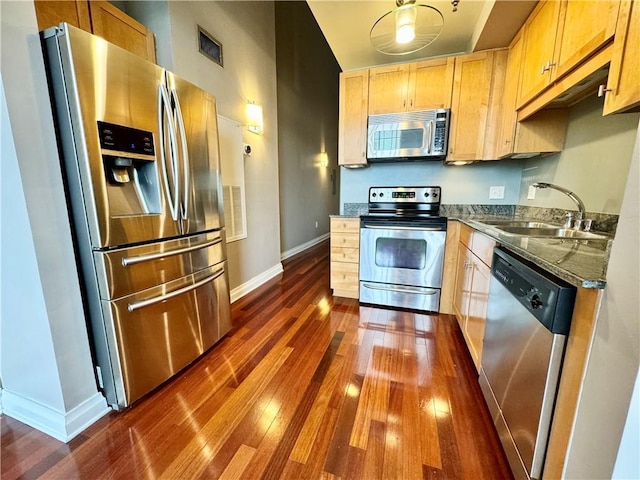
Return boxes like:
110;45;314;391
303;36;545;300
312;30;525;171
359;223;446;311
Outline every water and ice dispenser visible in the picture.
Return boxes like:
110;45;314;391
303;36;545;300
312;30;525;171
98;121;161;216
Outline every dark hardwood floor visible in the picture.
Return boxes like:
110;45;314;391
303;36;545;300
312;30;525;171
1;240;512;479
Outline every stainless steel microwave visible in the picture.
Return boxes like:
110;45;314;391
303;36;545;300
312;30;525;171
367;109;450;162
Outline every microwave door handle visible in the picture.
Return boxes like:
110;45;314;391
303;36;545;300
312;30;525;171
427;120;433;154
158;84;179;221
170;88;189;221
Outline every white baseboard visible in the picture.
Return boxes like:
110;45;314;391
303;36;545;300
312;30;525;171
230;262;284;304
2;389;109;442
280;233;330;261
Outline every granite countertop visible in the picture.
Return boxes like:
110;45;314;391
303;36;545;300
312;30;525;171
453;216;611;289
335;203;612;288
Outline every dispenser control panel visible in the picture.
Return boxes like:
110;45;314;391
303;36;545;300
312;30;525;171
98;121;154;156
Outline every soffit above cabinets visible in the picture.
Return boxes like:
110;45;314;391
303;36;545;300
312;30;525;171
306;0;537;71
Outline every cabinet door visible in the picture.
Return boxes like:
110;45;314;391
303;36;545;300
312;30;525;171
338;70;369;167
466;258;491;371
603;0;640;115
517;0;562;107
89;1;156;62
408;58;454;111
448;51;494;162
453;243;472;330
496;31;524;158
553;0;619;80
368;64;411;114
34;0;92;32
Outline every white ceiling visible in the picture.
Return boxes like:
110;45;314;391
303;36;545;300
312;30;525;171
306;0;538;71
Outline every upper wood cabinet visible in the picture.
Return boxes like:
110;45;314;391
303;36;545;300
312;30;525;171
518;0;562;107
553;0;619;79
496;32;568;159
517;0;620;108
447;51;495;162
603;0;640;115
34;0;91;31
410;58;455;111
368;58;454;114
34;0;156;63
338;69;369;168
89;1;156;62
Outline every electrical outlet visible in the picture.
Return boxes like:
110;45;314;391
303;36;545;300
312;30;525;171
527;185;536;200
489;186;505;200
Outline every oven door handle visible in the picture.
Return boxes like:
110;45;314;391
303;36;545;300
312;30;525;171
361;283;439;296
361;224;445;232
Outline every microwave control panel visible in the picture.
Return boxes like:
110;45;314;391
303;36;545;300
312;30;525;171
432;111;448;154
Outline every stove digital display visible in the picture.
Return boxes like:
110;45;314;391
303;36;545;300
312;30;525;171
392;192;415;199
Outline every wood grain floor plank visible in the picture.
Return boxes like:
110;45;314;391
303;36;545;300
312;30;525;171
1;241;512;480
217;444;256;480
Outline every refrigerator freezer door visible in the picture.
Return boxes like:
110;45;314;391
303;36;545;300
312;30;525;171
101;262;231;408
46;24;180;248
94;230;226;300
166;72;223;234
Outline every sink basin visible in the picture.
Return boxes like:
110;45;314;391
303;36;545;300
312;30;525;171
495;226;611;240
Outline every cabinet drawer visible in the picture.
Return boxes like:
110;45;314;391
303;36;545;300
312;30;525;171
330;217;360;234
331;233;360;249
471;231;496;267
331;262;359;290
331;247;359;264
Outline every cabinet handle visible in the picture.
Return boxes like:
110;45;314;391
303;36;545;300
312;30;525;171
403;100;406;108
540;61;556;74
597;84;612;97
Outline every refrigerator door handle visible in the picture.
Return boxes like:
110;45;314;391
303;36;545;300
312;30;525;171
127;267;225;312
170;88;190;221
121;237;223;266
158;83;180;221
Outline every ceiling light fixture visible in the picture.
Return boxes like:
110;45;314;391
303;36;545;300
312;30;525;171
370;0;453;56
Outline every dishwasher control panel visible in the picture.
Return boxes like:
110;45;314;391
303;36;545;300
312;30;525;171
491;248;576;335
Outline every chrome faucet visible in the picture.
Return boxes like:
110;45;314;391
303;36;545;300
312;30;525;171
532;182;587;230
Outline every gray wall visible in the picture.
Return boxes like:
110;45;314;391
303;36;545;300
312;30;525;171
128;1;282;291
519;96;640;214
275;1;341;255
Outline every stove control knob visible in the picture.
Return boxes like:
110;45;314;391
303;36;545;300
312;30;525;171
380;193;384;197
424;192;430;197
432;192;438;198
372;192;377;198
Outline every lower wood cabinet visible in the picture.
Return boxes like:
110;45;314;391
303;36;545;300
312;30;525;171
452;223;495;371
330;217;360;299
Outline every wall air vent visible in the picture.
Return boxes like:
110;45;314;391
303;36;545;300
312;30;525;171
198;25;223;67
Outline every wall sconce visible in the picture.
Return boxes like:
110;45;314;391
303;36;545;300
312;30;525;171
246;100;264;135
319;152;329;168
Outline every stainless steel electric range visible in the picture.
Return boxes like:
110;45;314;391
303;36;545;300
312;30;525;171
359;186;447;312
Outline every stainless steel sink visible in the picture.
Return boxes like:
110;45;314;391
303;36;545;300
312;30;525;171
481;220;558;228
493;226;611;240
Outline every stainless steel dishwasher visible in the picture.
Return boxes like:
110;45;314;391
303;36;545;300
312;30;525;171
479;247;576;480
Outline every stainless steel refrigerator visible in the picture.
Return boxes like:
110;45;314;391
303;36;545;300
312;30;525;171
42;23;232;409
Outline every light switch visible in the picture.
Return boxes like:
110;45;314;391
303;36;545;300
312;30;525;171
527;185;536;200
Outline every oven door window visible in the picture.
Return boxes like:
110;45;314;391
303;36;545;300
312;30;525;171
375;237;427;270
